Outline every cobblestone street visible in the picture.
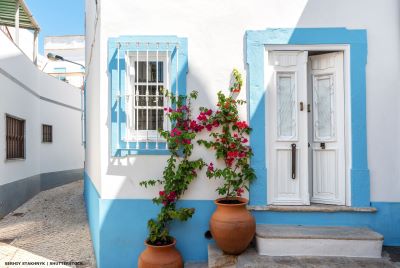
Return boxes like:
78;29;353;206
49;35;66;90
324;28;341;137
0;180;95;268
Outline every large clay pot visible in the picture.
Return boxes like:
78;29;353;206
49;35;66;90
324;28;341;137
210;197;255;254
138;239;183;268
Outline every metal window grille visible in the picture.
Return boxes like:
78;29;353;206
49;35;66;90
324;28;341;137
6;115;25;159
122;42;179;150
42;124;53;143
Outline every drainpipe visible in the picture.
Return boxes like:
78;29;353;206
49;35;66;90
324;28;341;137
33;30;38;65
15;0;20;46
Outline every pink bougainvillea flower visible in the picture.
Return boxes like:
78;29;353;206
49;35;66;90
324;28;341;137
235;121;248;129
236;187;244;197
227;151;239;158
208;163;214;172
171;128;182;137
190;120;204;132
226;158;234;167
166;191;177;203
159;191;165;196
206;109;213;116
242;138;248;143
206;124;213;131
197;113;207;121
232;87;241;93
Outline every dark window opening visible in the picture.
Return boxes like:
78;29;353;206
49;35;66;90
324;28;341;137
42;124;53;143
6;115;25;159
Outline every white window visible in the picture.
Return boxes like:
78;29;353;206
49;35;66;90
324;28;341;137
125;52;170;143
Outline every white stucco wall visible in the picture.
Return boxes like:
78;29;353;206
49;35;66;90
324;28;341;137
6;27;35;61
0;30;84;186
84;0;102;194
86;0;400;202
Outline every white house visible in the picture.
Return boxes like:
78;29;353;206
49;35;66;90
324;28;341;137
84;0;400;267
42;35;85;89
0;1;84;219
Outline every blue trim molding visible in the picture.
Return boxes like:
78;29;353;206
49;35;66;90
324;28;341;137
245;28;370;207
108;36;188;157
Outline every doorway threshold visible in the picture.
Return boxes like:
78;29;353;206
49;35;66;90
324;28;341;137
247;203;377;213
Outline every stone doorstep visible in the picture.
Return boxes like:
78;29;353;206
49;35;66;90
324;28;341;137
208;243;396;268
247;204;377;213
256;225;383;259
256;225;384;241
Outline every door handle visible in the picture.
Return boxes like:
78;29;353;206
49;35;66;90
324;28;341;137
291;143;296;179
300;102;304;111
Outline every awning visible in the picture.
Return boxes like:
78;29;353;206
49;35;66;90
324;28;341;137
0;0;40;31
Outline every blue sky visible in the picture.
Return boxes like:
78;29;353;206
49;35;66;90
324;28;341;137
25;0;84;54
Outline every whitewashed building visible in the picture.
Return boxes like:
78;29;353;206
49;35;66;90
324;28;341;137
84;0;400;267
0;1;84;219
42;35;85;89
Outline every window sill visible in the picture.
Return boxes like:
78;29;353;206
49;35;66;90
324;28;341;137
247;204;377;213
5;158;26;162
113;148;171;157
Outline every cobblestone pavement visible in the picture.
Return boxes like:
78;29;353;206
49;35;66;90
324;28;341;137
0;180;96;268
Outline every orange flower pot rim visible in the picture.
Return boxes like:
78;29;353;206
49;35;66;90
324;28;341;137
214;197;249;206
144;238;176;248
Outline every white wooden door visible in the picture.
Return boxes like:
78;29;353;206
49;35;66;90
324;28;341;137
309;52;346;205
266;51;310;205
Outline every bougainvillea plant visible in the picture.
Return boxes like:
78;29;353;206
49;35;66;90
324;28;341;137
140;90;206;246
197;69;256;200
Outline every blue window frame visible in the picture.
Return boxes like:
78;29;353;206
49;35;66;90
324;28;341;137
108;36;188;156
54;67;67;82
246;28;369;207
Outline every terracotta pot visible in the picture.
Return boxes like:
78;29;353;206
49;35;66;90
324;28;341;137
138;239;183;268
210;197;255;254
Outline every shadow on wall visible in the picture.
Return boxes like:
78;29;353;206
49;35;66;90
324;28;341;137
95;63;219;266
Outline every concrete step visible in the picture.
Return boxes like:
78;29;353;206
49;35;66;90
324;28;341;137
185;262;208;268
256;225;383;258
208;243;396;268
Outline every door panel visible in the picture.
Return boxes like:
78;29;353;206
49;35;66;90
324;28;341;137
309;52;345;205
267;51;309;205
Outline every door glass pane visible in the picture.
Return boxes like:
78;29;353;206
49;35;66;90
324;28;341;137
313;75;334;140
277;73;296;139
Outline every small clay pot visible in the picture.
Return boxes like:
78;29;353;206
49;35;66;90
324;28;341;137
210;197;255;254
138;239;183;268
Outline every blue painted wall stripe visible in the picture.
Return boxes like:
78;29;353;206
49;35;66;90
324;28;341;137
83;172;101;267
84;173;400;268
245;28;370;207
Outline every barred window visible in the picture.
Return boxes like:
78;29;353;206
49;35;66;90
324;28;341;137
42;124;53;143
6;115;25;159
125;53;170;142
